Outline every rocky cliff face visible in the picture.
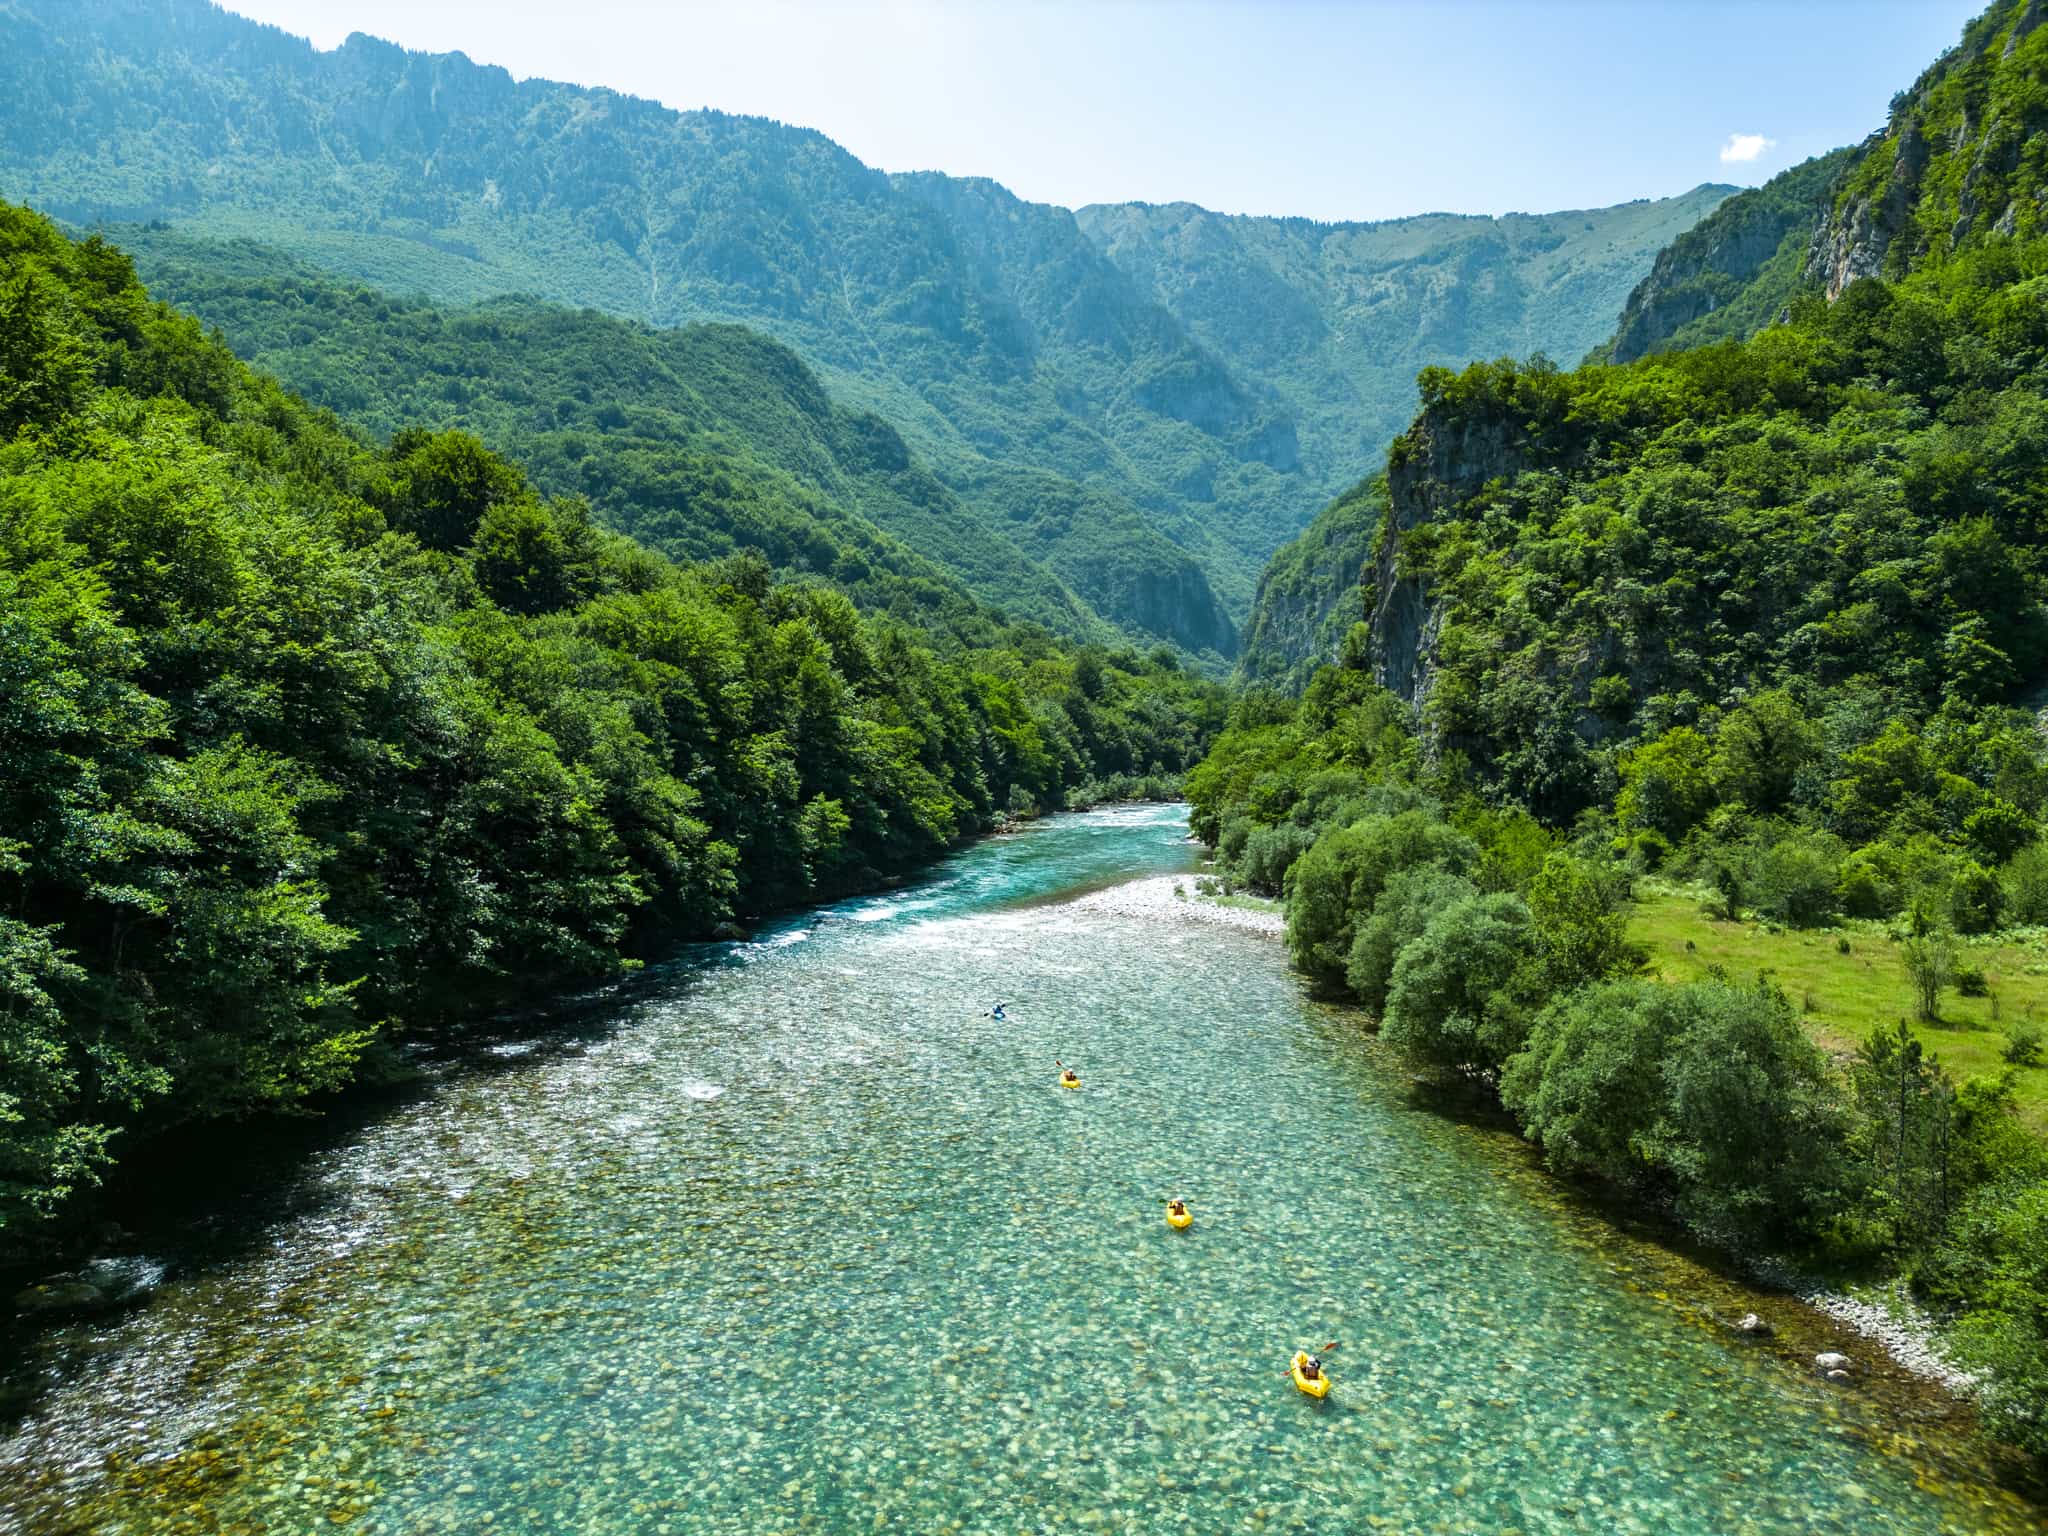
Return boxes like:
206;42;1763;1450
1606;152;1851;362
1612;0;2048;359
1806;0;2047;299
1368;402;1526;708
1078;188;1735;509
1233;478;1383;689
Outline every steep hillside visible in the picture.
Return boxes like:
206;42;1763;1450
1609;0;2048;360
113;227;1131;646
0;0;1730;653
1077;189;1735;497
1233;478;1385;689
0;0;1268;643
1605;151;1855;362
1078;189;1736;682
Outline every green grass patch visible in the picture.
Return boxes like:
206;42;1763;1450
1206;892;1282;914
1629;890;2048;1136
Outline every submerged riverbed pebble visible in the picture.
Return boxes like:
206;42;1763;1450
0;806;2035;1535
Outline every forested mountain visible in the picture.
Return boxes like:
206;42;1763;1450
1074;189;1733;685
0;199;1223;1242
1366;0;2048;814
0;0;1724;657
1604;150;1855;362
1078;188;1736;490
1232;477;1385;689
111;227;1126;647
1609;0;2048;361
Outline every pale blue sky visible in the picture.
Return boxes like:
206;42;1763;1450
221;0;1984;220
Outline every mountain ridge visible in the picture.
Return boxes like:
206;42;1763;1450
0;0;1729;663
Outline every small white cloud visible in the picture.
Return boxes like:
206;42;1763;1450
1719;133;1776;165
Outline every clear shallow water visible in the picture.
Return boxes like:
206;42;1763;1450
1;804;2040;1535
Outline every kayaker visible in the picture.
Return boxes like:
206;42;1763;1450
1288;1340;1337;1384
988;1001;1007;1021
1167;1199;1189;1220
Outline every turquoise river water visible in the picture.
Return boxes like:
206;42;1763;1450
0;805;2041;1534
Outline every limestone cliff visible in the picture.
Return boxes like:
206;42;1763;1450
1807;0;2048;299
1610;0;2048;359
1368;394;1529;708
1605;151;1852;362
1234;478;1383;690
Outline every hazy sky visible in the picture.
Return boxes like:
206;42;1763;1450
218;0;1982;221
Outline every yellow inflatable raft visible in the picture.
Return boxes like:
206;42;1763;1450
1290;1352;1330;1399
1166;1203;1192;1229
1059;1070;1081;1090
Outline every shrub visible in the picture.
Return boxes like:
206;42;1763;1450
2002;841;2048;925
1616;727;1717;841
1345;865;1477;1010
1505;977;1849;1245
1238;821;1317;895
1964;799;2036;863
1949;858;2003;934
1502;979;1684;1190
1836;846;1898;918
1283;811;1479;990
2007;1024;2046;1068
1748;828;1846;926
1903;930;1956;1022
1936;1178;2048;1459
1525;851;1642;991
1625;828;1672;871
1380;892;1538;1076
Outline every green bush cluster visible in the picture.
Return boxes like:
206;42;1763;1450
0;202;1224;1245
1602;688;2048;936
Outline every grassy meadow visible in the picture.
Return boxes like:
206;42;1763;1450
1630;887;2048;1136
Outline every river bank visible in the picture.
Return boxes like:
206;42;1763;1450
1066;870;1997;1427
2;805;1157;1287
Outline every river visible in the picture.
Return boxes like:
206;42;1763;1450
0;804;2039;1534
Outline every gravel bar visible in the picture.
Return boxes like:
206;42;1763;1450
1064;874;1285;938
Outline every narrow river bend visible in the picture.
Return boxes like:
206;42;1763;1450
0;806;2037;1534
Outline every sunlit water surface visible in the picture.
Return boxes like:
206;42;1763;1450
1;806;2040;1534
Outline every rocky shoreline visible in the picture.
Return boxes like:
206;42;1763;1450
1760;1265;1978;1394
1063;874;1285;938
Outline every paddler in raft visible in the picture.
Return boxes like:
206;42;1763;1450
1289;1341;1338;1397
1056;1058;1081;1089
